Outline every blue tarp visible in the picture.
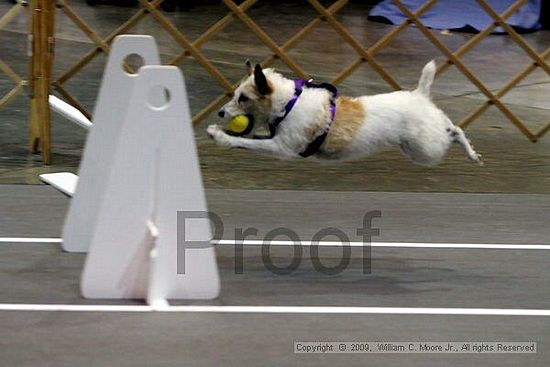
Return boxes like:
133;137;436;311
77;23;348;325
369;0;542;33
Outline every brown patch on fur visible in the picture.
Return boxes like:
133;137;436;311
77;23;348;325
241;80;274;97
255;95;272;113
255;81;273;112
240;80;273;113
241;82;258;99
322;96;365;154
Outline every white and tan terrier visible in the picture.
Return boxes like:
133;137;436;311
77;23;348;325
207;60;483;166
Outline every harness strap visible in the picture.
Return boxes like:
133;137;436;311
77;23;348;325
269;80;304;137
268;79;338;158
298;131;329;158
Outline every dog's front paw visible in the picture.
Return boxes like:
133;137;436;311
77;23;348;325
207;124;232;147
207;124;222;139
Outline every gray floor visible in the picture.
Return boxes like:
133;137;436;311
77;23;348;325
0;312;548;367
1;184;550;366
2;184;549;243
2;242;550;309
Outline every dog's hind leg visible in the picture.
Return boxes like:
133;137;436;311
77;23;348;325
448;126;483;165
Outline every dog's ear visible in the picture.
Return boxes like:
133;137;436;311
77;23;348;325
254;64;271;95
245;59;252;75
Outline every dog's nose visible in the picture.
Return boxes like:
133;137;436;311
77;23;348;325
218;110;225;118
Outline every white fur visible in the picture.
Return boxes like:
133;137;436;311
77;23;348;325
207;61;482;166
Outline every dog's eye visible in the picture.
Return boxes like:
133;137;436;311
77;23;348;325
238;94;249;104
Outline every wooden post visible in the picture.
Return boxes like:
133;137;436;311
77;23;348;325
29;0;55;164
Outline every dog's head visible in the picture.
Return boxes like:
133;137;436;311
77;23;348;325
218;60;290;133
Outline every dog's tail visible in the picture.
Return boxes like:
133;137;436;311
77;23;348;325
416;60;436;97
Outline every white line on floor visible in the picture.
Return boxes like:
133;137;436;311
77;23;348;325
2;237;549;250
0;237;62;243
0;303;549;316
216;240;550;250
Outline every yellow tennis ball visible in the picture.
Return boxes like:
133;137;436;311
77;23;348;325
227;114;250;134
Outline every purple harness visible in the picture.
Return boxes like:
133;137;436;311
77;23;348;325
268;79;338;158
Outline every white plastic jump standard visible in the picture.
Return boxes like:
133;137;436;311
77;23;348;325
62;35;161;253
62;35;220;302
